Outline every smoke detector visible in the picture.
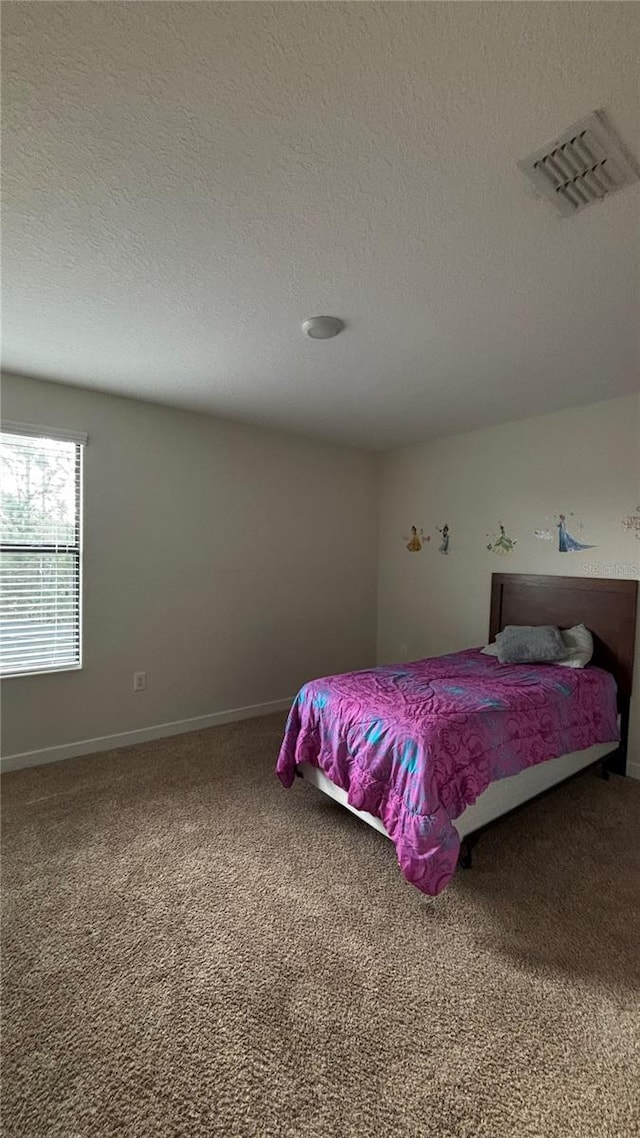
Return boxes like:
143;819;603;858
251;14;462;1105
301;316;344;339
519;111;640;216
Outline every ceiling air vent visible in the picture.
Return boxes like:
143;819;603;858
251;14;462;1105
519;111;640;216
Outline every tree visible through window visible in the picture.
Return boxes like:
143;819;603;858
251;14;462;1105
0;428;84;676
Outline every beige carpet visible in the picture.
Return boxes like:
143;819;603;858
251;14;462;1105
2;713;639;1138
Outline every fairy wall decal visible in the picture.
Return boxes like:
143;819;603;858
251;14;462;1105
621;508;640;540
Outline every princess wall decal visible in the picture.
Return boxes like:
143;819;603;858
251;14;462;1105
486;523;517;556
555;513;596;553
436;524;451;555
404;526;429;552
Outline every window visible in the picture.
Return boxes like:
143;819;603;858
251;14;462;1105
0;423;86;677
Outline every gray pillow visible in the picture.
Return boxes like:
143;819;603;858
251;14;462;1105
495;625;568;665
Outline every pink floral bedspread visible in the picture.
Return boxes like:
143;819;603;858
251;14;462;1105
276;650;618;895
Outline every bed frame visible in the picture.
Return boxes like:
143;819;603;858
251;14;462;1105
489;573;637;774
453;573;637;866
298;572;638;870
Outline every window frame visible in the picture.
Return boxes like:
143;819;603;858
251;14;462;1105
0;424;85;679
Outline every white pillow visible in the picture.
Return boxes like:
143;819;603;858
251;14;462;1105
481;623;593;668
480;642;499;657
556;623;593;669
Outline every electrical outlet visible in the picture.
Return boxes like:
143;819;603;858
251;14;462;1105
399;643;408;661
133;671;147;693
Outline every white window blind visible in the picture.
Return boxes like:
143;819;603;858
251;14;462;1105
0;426;84;676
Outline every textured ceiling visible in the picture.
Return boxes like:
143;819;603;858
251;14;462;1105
3;2;639;449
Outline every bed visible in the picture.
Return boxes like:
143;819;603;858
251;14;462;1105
276;573;637;895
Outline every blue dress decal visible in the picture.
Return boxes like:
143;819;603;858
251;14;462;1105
437;524;450;555
557;515;595;552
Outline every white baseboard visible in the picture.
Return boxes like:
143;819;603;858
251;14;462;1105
0;697;293;773
626;761;640;781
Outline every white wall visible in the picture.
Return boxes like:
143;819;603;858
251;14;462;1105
377;395;640;773
1;374;379;762
4;379;639;777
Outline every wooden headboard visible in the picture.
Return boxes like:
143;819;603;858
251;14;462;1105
489;573;638;769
